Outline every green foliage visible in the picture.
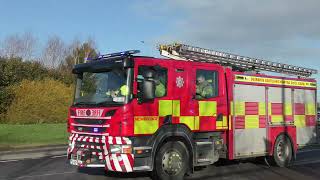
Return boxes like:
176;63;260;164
0;87;14;123
48;69;75;86
5;79;73;124
0;58;75;120
0;41;98;124
0;57;48;87
0;58;49;120
60;42;98;72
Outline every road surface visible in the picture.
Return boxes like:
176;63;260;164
1;149;320;180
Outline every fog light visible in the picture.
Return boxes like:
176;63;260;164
122;145;132;154
109;145;132;154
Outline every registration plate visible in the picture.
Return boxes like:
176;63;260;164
70;150;84;166
70;159;80;166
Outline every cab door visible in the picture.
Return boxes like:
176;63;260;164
132;60;170;135
191;65;228;131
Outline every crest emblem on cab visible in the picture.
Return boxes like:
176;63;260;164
176;76;184;88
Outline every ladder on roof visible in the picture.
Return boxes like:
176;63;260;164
159;43;317;77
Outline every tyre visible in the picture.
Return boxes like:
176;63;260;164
270;135;293;167
153;141;189;180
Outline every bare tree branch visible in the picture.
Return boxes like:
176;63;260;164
41;35;67;68
0;32;37;60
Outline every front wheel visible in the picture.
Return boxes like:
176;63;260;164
153;141;189;180
270;135;293;167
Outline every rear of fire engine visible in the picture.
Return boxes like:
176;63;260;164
67;44;319;180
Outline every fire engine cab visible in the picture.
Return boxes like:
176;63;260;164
67;43;318;180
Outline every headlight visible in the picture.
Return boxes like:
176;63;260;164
110;145;122;154
109;145;132;154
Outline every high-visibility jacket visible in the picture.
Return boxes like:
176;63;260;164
120;85;129;96
196;81;213;99
155;82;165;97
105;85;128;97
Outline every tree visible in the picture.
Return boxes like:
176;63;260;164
0;32;37;60
41;35;67;68
59;38;98;72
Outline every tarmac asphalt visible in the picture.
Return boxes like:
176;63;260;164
1;149;320;180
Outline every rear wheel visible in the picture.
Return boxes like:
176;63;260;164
270;135;293;167
153;141;189;180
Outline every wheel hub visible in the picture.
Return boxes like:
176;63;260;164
276;140;289;161
162;150;182;176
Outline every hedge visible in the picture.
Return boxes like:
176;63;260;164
5;78;73;124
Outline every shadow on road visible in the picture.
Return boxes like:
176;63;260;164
76;152;320;180
78;167;151;179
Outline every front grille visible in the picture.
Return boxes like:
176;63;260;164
74;142;104;152
74;119;107;125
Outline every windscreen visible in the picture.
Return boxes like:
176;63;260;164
74;68;130;106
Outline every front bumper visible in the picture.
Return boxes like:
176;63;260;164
67;133;134;172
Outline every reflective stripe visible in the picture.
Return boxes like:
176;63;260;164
121;154;133;172
159;100;172;116
268;103;272;115
199;101;217;116
234;101;245;116
134;116;158;134
230;102;234;115
305;103;316;115
235;75;316;88
112;154;122;172
284;103;292;115
108;136;113;145
271;115;284;123
195;116;200;130
180;116;196;130
294;103;305;115
245;115;259;129
232;101;267;129
115;137;122;145
258;102;266;115
172;100;180;117
105;155;113;170
216;116;228;129
294;115;306;127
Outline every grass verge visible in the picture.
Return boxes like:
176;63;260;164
0;123;68;150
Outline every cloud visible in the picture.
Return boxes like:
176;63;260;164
136;0;320;64
133;0;320;100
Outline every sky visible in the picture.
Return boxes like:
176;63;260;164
0;0;319;100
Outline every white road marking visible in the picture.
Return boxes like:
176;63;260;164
0;154;67;163
50;155;67;158
294;159;320;166
298;148;320;153
14;171;76;179
0;159;20;163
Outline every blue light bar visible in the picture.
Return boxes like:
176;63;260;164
98;50;140;59
85;50;140;62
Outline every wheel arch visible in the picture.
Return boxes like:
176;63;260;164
149;123;194;172
271;132;296;160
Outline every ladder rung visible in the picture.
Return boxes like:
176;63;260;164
159;43;317;77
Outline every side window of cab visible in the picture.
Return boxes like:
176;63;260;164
195;69;218;99
137;66;168;98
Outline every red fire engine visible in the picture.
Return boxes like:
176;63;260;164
67;43;318;179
